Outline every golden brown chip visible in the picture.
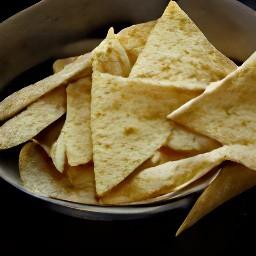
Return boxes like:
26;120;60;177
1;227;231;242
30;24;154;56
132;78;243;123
176;163;256;236
93;15;216;167
129;1;237;88
100;145;256;205
65;77;92;166
168;51;256;146
2;1;253;220
0;85;66;149
91;72;203;196
19;142;97;205
0;21;154;122
0;52;92;122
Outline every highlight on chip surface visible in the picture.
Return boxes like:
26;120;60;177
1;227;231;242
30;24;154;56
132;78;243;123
50;130;66;173
91;72;201;196
176;163;256;236
19;142;97;205
129;1;237;88
168;51;256;146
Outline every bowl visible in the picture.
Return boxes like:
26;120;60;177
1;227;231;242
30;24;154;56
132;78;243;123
0;0;255;220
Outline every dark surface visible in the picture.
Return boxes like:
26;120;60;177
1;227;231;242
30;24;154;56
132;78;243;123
0;0;256;254
0;177;255;254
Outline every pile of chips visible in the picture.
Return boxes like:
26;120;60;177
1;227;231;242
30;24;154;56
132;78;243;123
0;1;256;236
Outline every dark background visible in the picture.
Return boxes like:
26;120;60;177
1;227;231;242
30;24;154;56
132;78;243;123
0;0;256;254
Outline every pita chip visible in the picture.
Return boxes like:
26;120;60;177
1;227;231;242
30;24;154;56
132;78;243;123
51;52;93;168
168;51;256;146
91;72;200;196
93;27;131;76
64;77;93;166
129;1;237;89
33;116;65;156
66;161;95;189
94;16;219;160
100;144;256;204
19;142;98;205
0;85;66;149
176;163;256;236
0;52;92;121
117;21;155;65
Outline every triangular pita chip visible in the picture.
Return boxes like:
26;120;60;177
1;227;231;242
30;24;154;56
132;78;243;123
33;116;65;156
19;142;97;205
50;130;66;173
0;53;92;121
168;51;256;146
129;1;237;88
91;72;200;196
101;145;256;205
0;85;66;149
65;77;92;166
176;163;256;236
